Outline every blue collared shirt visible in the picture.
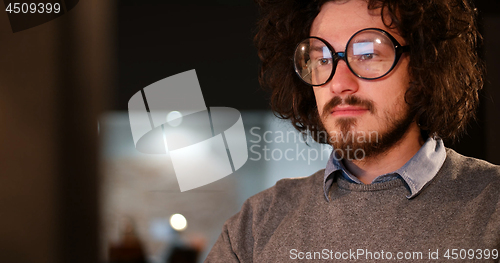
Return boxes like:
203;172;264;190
323;136;447;201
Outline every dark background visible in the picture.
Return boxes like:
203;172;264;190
116;0;265;112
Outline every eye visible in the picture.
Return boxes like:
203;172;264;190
359;53;375;60
318;58;331;65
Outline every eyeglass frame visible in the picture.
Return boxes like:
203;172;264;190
293;27;411;86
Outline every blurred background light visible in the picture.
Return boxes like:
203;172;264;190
167;111;183;127
170;213;187;231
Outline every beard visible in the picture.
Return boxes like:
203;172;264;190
321;95;415;161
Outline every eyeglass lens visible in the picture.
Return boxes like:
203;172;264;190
294;29;398;86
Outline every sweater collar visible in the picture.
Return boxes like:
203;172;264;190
323;137;447;201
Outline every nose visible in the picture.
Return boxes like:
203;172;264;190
325;60;359;95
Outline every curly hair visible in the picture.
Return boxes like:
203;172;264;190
254;0;484;143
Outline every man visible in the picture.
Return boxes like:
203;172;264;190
207;0;500;262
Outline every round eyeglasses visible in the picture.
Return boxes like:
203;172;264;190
294;28;410;86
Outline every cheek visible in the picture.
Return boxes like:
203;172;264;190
364;86;404;120
313;88;329;112
378;88;408;117
373;76;409;109
375;57;410;102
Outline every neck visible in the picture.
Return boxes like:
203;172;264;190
343;123;424;184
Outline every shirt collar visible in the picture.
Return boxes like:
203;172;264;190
323;137;447;201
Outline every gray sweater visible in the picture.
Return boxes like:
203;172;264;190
206;149;500;262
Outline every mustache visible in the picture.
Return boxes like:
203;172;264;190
321;95;375;119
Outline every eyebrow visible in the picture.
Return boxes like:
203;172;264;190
310;45;327;52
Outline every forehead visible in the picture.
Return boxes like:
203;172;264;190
311;0;404;47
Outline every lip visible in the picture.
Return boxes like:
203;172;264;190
331;106;368;117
